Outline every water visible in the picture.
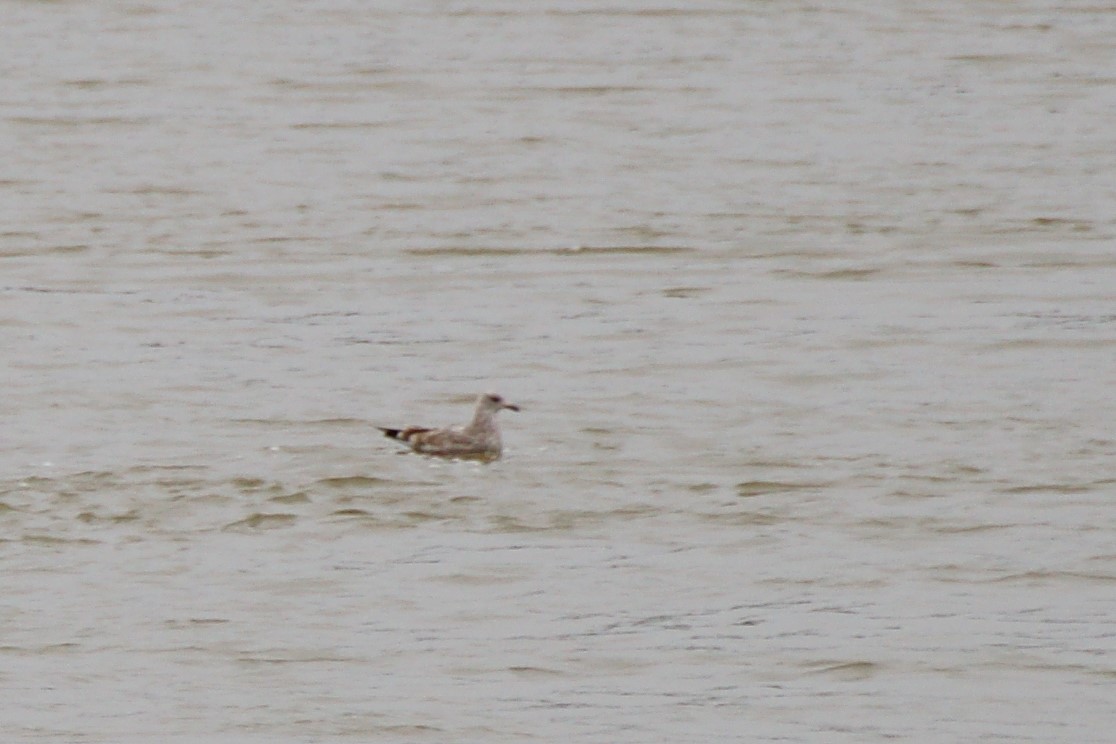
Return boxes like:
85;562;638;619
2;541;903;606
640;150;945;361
3;1;1115;741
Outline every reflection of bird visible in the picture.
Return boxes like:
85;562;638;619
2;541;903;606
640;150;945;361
378;393;520;461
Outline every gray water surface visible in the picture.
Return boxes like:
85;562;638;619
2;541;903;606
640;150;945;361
3;2;1115;742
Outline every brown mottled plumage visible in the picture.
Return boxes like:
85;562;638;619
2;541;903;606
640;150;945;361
378;393;520;461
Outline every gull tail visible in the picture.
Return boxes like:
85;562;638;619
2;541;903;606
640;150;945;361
378;426;431;444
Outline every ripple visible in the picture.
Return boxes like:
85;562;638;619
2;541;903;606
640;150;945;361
804;660;883;680
221;513;299;532
736;480;830;497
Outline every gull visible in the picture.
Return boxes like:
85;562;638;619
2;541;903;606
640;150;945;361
378;393;520;461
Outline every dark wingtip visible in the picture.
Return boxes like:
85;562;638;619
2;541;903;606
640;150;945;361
377;427;402;440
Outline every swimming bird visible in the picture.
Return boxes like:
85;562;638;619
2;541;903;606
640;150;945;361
378;393;520;461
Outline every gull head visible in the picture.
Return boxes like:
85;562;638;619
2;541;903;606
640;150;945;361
480;392;520;413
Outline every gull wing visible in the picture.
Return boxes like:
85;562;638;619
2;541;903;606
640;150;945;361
379;425;499;460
